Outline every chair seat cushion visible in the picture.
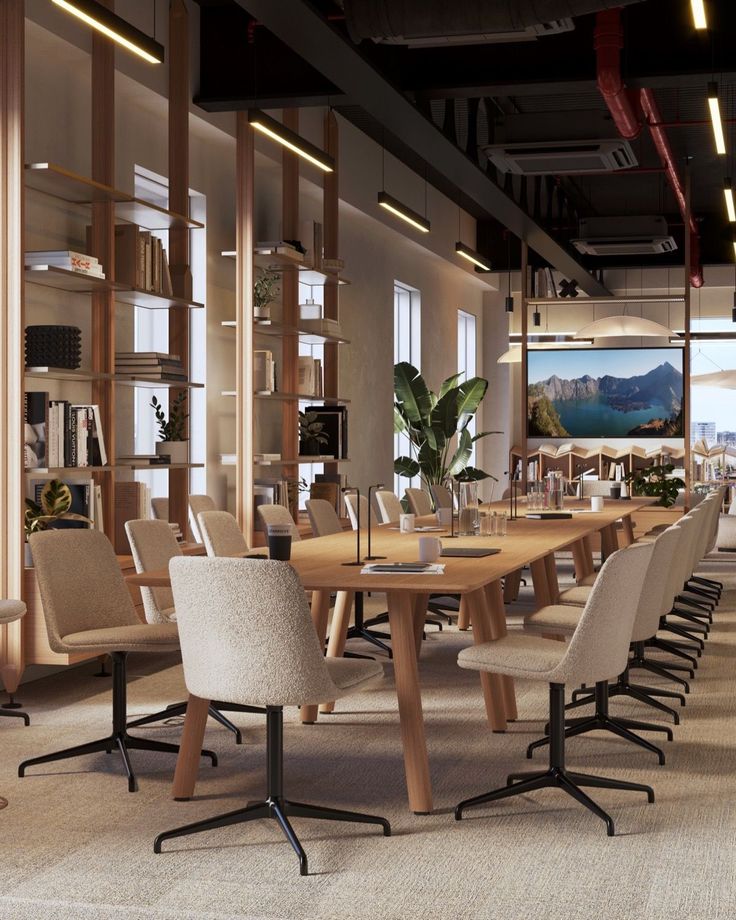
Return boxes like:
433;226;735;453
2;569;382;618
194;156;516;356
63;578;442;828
524;603;583;635
0;600;26;624
557;585;592;606
159;606;177;622
578;572;598;586
458;632;567;678
325;657;383;691
61;622;180;653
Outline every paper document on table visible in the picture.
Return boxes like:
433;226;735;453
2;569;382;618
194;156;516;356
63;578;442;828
360;563;446;575
387;525;444;532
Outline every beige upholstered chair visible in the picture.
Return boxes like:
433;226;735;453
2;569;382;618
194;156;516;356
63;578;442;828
20;530;215;792
154;557;390;874
257;504;301;540
188;494;217;542
125;518;247;743
198;510;249;557
375;490;403;524
455;542;655;836
430;484;453;509
151;497;169;521
0;600;29;727
305;499;342;536
344;492;369;530
523;529;682;763
405;488;432;517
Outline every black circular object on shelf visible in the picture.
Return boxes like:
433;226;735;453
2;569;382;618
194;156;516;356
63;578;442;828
25;325;82;369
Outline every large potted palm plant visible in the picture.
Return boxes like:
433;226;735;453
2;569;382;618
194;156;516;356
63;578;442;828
393;362;500;496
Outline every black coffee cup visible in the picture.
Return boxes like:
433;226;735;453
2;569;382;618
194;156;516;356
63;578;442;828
610;484;621;500
267;524;292;561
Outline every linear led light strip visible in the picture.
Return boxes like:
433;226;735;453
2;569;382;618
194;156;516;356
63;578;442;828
691;0;708;29
708;82;726;155
455;241;492;272
377;192;430;233
52;0;164;64
725;180;736;222
248;110;335;173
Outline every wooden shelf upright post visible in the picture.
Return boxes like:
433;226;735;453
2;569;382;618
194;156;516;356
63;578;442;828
323;110;339;480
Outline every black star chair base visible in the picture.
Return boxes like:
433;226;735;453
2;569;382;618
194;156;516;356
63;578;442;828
153;556;390;875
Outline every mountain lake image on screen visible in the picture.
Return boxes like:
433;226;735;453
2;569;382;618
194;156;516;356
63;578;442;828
526;348;684;438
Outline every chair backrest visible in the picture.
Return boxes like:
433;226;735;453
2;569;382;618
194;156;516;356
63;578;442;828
170;557;343;706
29;530;139;653
198;511;249;557
306;499;342;536
125;519;181;623
344;492;369;530
630;526;682;642
556;541;654;686
188;494;217;542
151;497;169;521
581;480;616;498
375;490;403;524
256;504;301;541
405;488;433;517
430;484;453;509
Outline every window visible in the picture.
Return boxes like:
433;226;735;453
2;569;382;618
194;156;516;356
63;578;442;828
132;166;206;502
457;310;477;465
394;281;421;493
297;283;325;510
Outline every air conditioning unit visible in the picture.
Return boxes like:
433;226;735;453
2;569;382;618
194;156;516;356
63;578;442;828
571;217;678;256
375;18;574;47
482;138;637;175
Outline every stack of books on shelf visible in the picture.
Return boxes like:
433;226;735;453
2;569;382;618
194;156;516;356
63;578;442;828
254;452;282;465
25;250;104;278
24;392;107;469
115;352;187;381
254;350;276;393
114;481;152;554
297;357;323;398
89;225;172;294
28;478;104;532
254;479;291;531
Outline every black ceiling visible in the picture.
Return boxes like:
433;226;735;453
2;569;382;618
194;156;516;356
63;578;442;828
193;0;736;273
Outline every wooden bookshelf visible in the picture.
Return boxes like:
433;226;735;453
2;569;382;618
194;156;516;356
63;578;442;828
25;368;203;388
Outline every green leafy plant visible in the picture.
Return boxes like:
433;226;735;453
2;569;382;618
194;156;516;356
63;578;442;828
254;269;280;312
393;362;500;488
299;411;329;453
150;392;188;442
625;463;684;508
24;479;91;539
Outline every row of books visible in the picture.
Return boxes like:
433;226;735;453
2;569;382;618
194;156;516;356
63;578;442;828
114;351;187;381
25;250;105;278
606;462;627;481
24;392;107;470
255;350;276;393
254;479;291;532
297;357;323;398
85;225;173;295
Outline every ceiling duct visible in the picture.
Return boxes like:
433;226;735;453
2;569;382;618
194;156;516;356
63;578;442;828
342;0;645;45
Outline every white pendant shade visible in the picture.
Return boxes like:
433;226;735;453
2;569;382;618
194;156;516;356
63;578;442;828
574;315;675;339
497;346;521;364
691;370;736;389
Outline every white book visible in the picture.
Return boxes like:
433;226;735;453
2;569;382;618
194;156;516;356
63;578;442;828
47;403;58;467
76;408;89;467
91;404;107;465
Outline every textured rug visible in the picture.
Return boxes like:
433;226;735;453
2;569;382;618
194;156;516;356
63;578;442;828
1;561;735;920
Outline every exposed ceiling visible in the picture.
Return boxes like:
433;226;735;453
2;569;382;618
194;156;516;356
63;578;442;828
193;0;736;280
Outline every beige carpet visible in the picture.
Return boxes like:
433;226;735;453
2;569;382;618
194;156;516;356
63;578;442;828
1;561;736;920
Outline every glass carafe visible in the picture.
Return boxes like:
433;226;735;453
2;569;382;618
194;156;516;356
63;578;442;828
546;470;565;511
458;481;480;536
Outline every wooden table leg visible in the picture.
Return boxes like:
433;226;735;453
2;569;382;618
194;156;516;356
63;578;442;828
457;596;470;630
300;590;332;724
571;538;594;582
601;523;619;559
530;557;552;608
583;535;594;568
413;593;429;659
503;568;522;603
172;694;210;801
465;588;508;732
622;514;635;546
544;552;560;603
485;580;517;721
386;590;433;814
319;590;354;715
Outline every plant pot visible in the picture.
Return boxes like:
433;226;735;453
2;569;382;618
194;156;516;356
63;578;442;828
24;542;33;568
156;440;189;465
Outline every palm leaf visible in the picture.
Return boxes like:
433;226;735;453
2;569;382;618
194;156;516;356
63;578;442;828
430;389;460;439
448;428;473;476
394;456;421;478
454;466;493;482
394;363;433;426
471;429;503;443
438;372;464;399
455;377;488;430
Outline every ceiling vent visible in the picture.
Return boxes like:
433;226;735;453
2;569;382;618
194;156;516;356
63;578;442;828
571;217;678;256
481;138;637;175
374;19;574;47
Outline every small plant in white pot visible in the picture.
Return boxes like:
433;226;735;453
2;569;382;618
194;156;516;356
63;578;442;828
24;479;92;566
254;269;280;322
151;392;189;465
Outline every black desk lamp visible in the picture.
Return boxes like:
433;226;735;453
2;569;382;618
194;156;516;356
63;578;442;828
341;486;363;566
366;483;386;560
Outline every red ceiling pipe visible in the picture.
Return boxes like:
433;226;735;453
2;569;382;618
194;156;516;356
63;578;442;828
639;88;703;287
594;10;640;140
594;9;703;288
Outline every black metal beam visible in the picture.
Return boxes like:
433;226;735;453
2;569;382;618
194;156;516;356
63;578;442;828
229;0;610;295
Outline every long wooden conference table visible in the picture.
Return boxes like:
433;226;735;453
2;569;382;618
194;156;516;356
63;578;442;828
126;498;648;814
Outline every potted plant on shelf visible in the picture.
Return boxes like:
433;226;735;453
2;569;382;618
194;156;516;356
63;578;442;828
24;479;92;566
393;362;501;504
625;463;684;508
298;411;329;457
254;269;280;322
150;392;189;465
